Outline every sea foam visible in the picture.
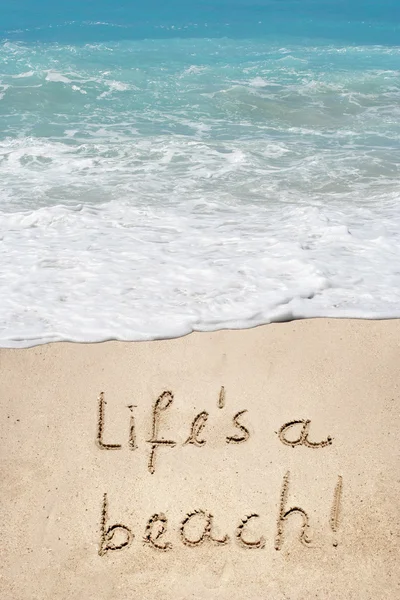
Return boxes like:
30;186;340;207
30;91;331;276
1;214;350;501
0;35;399;346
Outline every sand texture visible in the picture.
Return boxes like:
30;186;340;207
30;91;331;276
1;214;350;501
0;319;399;599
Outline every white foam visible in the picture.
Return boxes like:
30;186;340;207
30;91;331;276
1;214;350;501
249;77;270;87
105;80;130;91
97;80;132;98
182;65;207;76
0;84;10;100
12;70;35;78
0;132;399;347
1;39;399;347
45;71;72;83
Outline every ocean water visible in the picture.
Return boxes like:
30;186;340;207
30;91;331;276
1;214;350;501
0;2;400;347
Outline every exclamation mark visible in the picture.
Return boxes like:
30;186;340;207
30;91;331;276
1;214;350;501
330;475;343;547
128;405;137;450
218;386;225;409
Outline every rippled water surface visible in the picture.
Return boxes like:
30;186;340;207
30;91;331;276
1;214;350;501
0;2;399;346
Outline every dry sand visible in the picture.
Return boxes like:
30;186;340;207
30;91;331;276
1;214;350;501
0;319;399;599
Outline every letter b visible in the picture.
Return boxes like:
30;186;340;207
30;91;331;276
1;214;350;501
99;493;133;556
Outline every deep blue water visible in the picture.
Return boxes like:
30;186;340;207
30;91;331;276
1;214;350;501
1;1;399;44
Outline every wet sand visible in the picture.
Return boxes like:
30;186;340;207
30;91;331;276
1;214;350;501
1;319;399;599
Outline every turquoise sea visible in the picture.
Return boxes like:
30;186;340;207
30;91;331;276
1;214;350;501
0;1;400;346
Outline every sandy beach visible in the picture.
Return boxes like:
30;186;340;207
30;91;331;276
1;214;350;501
0;318;399;599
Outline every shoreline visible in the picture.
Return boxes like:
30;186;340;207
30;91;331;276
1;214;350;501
2;314;400;349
